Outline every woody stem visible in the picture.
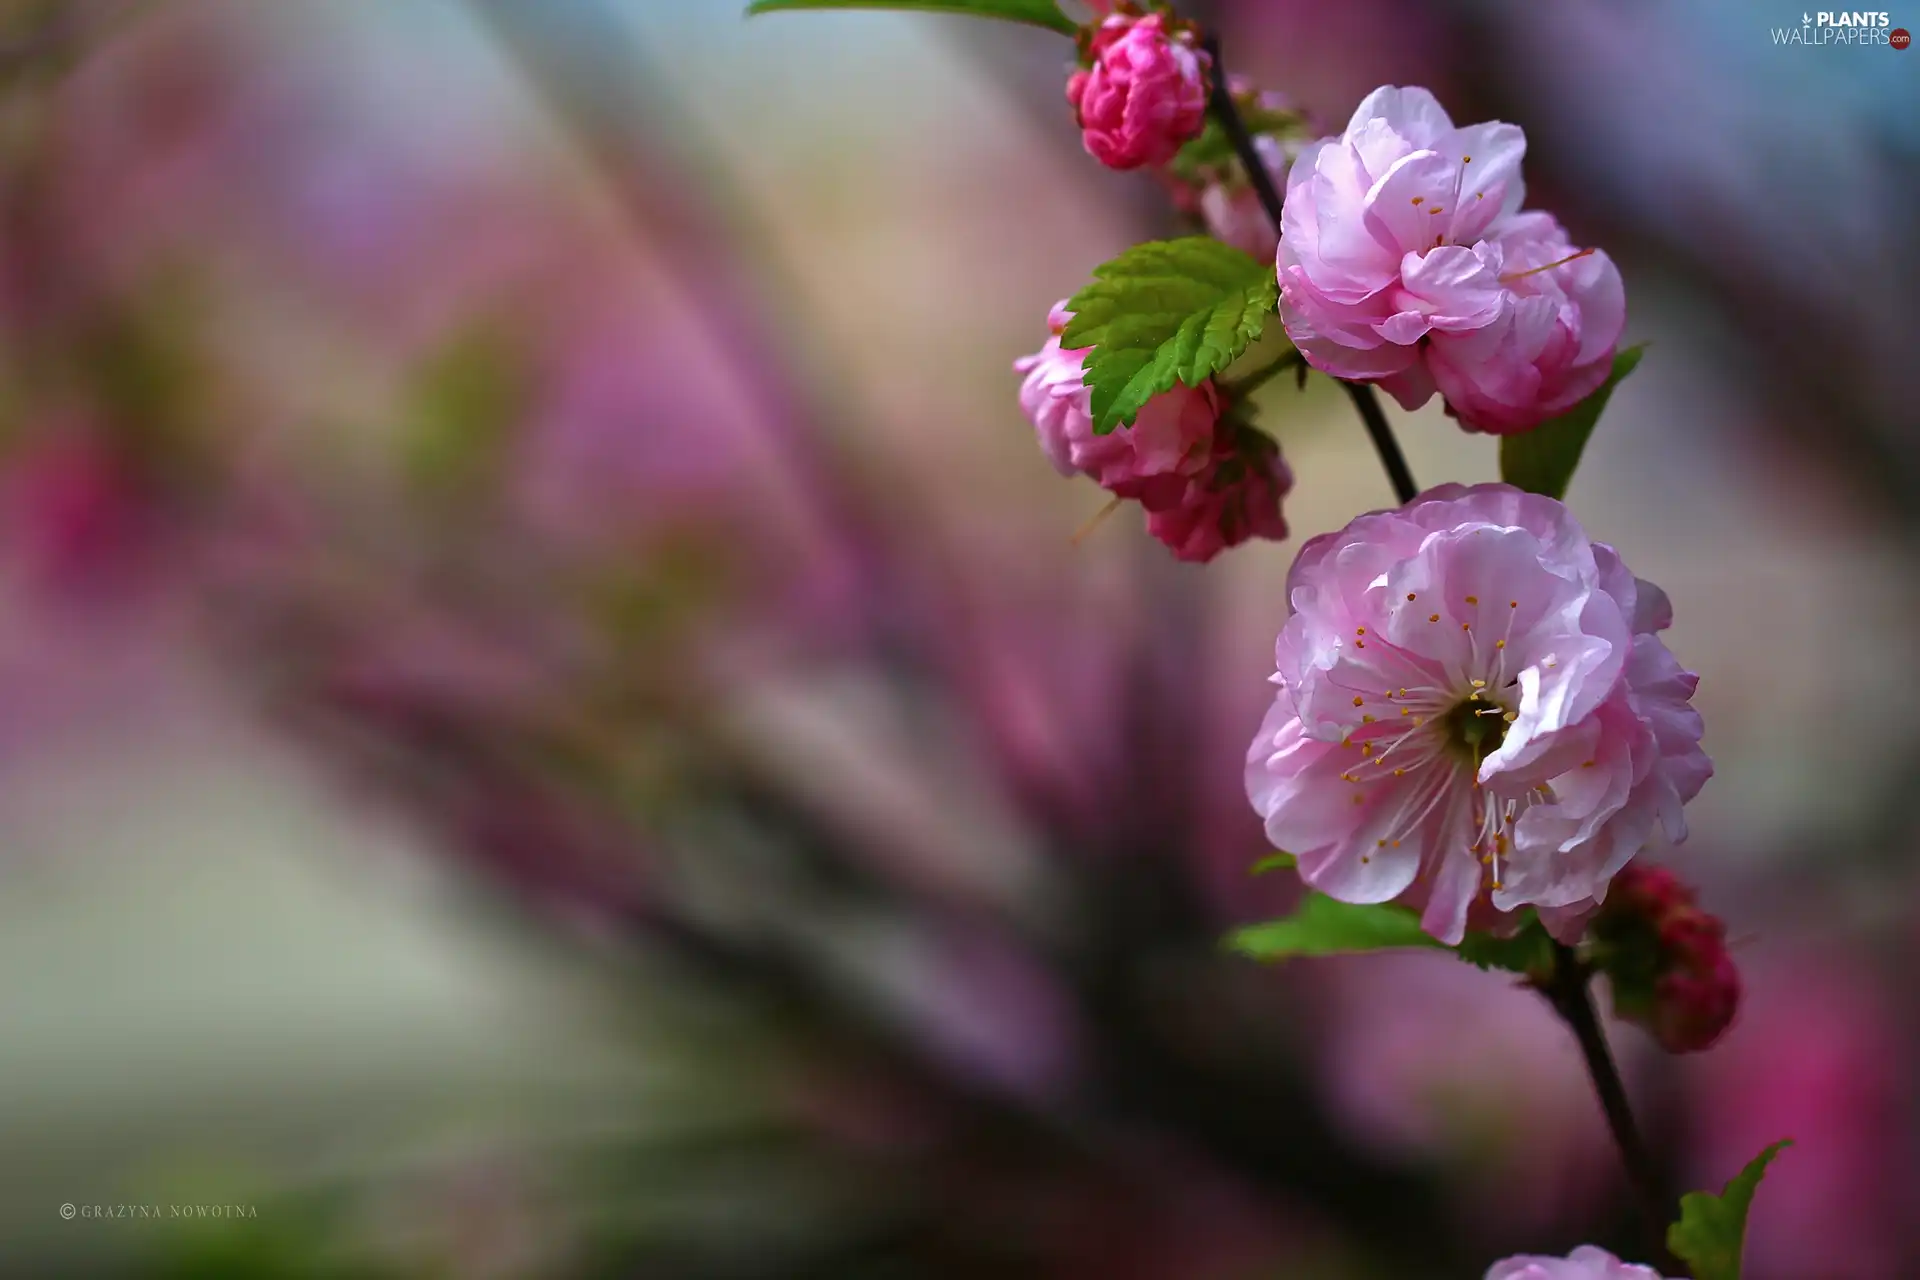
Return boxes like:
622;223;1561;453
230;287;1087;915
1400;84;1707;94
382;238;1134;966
1542;942;1686;1275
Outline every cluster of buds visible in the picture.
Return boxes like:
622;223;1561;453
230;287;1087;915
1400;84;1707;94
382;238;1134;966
1591;863;1740;1053
1015;302;1289;562
1034;14;1313;562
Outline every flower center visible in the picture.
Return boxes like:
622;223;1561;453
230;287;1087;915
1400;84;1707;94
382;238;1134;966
1442;691;1509;762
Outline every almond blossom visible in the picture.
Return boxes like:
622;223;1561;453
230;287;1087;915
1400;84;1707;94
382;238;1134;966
1244;484;1710;944
1274;86;1625;433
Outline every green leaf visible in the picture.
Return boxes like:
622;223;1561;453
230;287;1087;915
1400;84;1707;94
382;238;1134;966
1062;237;1278;432
745;0;1077;36
1227;893;1446;962
1667;1139;1792;1280
1456;913;1555;976
1251;851;1297;876
1498;345;1645;501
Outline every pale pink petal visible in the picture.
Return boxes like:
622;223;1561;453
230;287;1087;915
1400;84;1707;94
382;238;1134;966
1344;85;1455;150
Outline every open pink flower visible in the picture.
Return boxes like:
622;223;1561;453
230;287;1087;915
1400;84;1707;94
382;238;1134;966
1014;301;1218;510
1274;86;1624;433
1244;484;1709;944
1068;12;1210;171
1485;1245;1674;1280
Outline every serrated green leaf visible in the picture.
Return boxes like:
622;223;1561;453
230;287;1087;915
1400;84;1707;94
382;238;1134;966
1498;345;1644;501
1667;1139;1792;1280
745;0;1077;36
1455;913;1555;976
1226;893;1446;962
1062;237;1278;432
1251;852;1297;876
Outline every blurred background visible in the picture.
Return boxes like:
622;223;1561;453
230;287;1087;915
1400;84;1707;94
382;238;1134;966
0;0;1916;1275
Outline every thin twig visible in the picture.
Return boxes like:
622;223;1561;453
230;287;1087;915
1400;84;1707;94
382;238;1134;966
1199;32;1419;506
1339;381;1419;506
1542;942;1686;1276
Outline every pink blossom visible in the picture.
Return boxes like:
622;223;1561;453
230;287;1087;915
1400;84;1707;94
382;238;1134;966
1244;484;1709;944
1485;1245;1674;1280
1014;301;1219;510
1067;12;1210;171
1274;86;1624;432
1144;423;1291;562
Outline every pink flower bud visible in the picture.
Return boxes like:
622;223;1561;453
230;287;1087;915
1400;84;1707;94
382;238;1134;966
1144;422;1291;563
1595;863;1741;1054
1068;12;1211;171
1013;301;1220;510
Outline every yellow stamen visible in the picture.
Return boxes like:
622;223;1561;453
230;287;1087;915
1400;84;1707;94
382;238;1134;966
1500;247;1596;284
1071;495;1124;547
